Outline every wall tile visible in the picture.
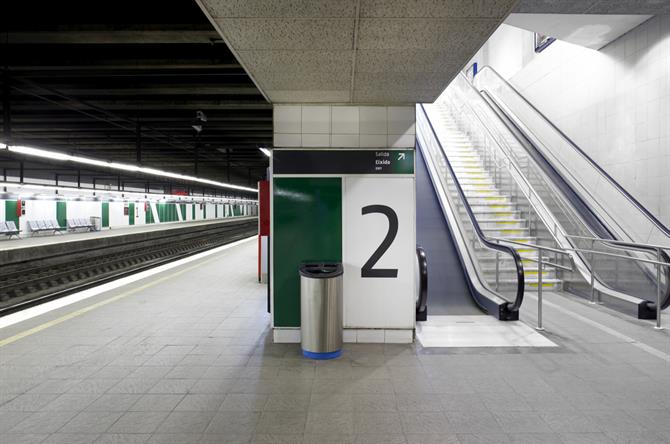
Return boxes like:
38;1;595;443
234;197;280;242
274;105;302;133
331;134;360;147
301;106;331;134
387;106;415;134
356;329;384;343
360;134;388;147
388;134;415;148
331;106;360;134
359;106;388;134
302;133;330;147
274;133;301;147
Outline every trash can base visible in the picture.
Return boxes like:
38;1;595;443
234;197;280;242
302;349;341;360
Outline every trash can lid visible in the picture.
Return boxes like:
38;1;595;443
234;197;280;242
299;262;343;278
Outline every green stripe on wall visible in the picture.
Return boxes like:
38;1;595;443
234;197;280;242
128;203;135;225
101;202;109;227
56;201;67;228
5;201;19;227
272;177;342;328
146;203;154;224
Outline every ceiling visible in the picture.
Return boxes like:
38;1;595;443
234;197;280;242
513;0;670;15
505;13;652;50
196;0;518;104
1;0;272;193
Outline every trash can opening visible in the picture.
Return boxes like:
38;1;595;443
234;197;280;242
299;263;344;278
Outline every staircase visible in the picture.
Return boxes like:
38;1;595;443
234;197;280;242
431;104;562;292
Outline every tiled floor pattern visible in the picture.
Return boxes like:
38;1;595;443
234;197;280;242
1;241;670;444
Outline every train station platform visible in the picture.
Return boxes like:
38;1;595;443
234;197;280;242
0;218;254;251
1;238;670;444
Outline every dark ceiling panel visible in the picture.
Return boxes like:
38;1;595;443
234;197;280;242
1;0;272;191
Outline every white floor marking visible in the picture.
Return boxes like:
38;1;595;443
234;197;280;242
416;315;557;348
0;236;256;330
526;293;670;362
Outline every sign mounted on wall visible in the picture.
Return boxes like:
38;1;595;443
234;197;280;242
273;149;414;175
271;148;416;344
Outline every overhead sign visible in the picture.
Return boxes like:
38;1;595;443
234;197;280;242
273;149;414;175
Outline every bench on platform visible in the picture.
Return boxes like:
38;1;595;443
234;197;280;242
0;221;20;239
67;218;95;231
28;220;65;235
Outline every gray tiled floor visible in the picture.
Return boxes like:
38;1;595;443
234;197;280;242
1;240;670;444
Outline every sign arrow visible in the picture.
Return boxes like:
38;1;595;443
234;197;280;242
398;152;406;160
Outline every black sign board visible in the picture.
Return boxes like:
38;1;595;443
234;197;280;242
273;150;414;175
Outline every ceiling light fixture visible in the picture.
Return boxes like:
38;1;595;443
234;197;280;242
259;147;272;157
1;143;257;192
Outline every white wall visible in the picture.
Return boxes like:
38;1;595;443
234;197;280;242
109;201;129;228
471;16;670;227
205;203;216;220
194;203;204;220
67;201;101;221
0;200;5;223
136;201;146;225
274;105;416;148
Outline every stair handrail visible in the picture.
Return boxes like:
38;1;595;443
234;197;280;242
418;103;525;314
476;65;670;240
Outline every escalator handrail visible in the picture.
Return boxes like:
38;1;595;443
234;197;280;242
477;65;670;239
418;103;524;312
416;246;428;315
473;67;670;311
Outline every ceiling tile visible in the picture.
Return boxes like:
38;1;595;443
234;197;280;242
206;0;358;18
216;18;355;50
267;90;351;103
237;50;352;76
360;0;516;18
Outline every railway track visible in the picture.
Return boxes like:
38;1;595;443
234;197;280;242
0;218;257;315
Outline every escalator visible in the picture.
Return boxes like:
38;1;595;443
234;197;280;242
418;66;670;320
416;103;525;321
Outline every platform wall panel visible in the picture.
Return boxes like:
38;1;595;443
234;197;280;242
109;202;130;228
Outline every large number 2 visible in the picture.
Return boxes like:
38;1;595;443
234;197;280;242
361;205;398;278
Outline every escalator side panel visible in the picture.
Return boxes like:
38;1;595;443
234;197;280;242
416;147;481;315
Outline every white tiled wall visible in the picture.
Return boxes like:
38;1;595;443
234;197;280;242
475;16;670;231
273;105;416;148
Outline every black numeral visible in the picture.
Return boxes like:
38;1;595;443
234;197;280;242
361;205;398;278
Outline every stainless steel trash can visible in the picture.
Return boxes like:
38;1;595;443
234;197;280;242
299;263;343;359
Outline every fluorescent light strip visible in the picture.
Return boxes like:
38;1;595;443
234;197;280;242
1;143;258;193
0;236;256;330
0;182;258;204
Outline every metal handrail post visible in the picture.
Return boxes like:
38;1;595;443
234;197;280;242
537;247;544;331
656;247;663;330
589;239;597;304
495;251;500;291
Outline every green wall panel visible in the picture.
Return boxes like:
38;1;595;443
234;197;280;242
273;177;342;328
5;201;19;227
128;203;135;225
192;205;195;220
203;205;207;219
180;204;186;220
146;203;154;224
56;202;67;228
102;202;109;227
